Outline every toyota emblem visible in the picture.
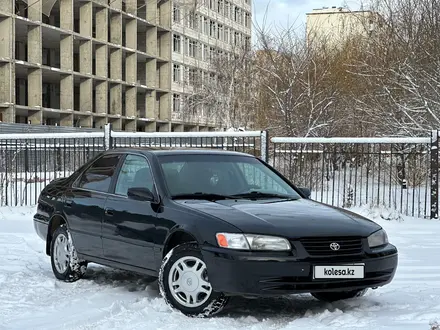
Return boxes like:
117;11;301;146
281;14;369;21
330;242;340;251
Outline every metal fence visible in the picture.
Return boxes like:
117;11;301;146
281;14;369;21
270;136;434;219
0;124;438;219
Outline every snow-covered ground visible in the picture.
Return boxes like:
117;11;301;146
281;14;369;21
0;206;439;330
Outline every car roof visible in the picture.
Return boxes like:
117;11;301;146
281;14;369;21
105;147;255;158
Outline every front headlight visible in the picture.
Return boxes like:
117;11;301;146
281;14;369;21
368;229;389;248
216;233;291;251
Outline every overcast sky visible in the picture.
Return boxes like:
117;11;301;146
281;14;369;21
251;0;361;32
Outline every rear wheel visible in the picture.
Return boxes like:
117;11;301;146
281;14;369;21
311;288;368;302
159;243;229;317
50;225;87;282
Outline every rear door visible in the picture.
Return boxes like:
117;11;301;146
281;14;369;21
102;153;158;270
64;153;123;258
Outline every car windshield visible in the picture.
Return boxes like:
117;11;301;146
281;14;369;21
157;154;302;200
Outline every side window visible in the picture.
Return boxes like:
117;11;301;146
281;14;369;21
115;155;154;196
77;154;121;192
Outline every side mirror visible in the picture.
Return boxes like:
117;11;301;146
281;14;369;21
298;187;311;199
127;187;155;202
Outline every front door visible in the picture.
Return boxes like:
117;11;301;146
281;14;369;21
102;154;158;270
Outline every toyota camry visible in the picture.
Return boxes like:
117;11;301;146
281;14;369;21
33;148;398;317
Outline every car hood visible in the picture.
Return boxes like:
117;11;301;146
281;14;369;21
174;198;381;238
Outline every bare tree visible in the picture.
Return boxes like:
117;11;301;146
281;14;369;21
253;25;341;137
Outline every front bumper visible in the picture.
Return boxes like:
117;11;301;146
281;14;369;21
201;244;398;296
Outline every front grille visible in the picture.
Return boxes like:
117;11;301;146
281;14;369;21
299;237;363;256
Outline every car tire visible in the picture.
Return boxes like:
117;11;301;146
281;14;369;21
159;242;229;317
311;288;368;302
50;225;87;282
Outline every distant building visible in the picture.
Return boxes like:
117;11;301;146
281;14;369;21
306;6;380;49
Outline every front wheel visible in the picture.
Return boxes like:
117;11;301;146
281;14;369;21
50;225;87;282
311;288;368;302
158;243;229;317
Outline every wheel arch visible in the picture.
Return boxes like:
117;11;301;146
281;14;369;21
162;229;198;259
46;213;69;256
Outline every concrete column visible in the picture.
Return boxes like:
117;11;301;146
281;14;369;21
125;120;136;131
60;113;73;126
28;110;43;125
60;0;74;31
125;19;137;50
110;83;122;115
125;86;136;117
79;40;92;74
80;115;93;128
159;93;170;121
159;31;171;60
146;90;155;118
110;0;122;10
80;78;93;112
158;62;170;90
28;0;42;21
28;26;42;64
0;63;14;114
146;0;157;23
125;53;137;84
80;2;92;37
28;68;42;108
145;122;155;132
60;74;73;110
95;8;108;42
159;122;171;132
94;116;107;129
0;18;13;59
95;81;108;114
146;59;156;87
110;13;122;44
146;27;157;56
60;35;73;71
0;0;13;13
111;118;122;130
125;0;137;15
95;45;108;77
158;0;171;28
110;48;122;80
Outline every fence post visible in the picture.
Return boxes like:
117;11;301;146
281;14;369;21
260;130;269;162
430;130;439;219
104;123;112;150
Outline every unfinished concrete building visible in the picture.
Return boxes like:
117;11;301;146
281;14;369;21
0;0;222;131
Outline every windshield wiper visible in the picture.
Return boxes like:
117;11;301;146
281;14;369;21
171;192;241;201
231;191;298;200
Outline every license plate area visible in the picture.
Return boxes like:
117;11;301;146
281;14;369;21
313;264;365;279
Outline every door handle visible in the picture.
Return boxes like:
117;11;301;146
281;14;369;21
105;208;114;216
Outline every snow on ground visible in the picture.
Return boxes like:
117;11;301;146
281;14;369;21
0;206;439;330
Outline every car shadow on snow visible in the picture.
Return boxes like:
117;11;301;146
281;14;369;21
223;295;381;320
77;266;382;319
81;265;160;295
